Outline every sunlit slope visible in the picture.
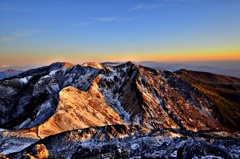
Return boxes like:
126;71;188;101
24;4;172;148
176;69;240;130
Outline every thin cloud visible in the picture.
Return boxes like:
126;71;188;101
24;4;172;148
93;17;131;22
0;36;16;42
74;22;89;27
128;4;161;11
0;7;59;12
0;7;35;12
164;0;197;2
24;29;57;35
15;30;43;37
74;17;132;28
0;30;56;43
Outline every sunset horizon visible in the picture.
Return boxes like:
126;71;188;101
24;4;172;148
1;1;240;157
1;50;239;66
1;0;240;66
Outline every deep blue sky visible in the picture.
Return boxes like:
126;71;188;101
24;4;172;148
0;0;240;65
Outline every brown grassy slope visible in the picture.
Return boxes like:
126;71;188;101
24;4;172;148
175;69;240;130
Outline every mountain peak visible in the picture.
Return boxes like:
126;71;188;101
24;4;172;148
17;62;74;77
62;62;75;68
82;62;104;69
48;62;74;68
2;69;22;73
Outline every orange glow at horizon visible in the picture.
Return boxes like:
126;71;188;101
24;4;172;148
133;50;240;62
0;50;239;65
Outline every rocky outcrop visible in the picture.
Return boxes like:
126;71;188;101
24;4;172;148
0;153;8;159
22;144;49;159
71;144;130;159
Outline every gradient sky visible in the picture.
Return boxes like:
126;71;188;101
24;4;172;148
0;0;240;65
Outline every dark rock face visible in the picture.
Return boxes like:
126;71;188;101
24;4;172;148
71;144;129;159
0;61;239;158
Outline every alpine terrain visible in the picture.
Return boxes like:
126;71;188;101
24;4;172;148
0;61;239;159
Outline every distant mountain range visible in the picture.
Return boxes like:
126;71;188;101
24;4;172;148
0;69;23;79
137;61;240;78
1;61;240;79
0;61;239;158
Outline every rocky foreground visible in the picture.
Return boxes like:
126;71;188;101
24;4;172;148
0;61;239;158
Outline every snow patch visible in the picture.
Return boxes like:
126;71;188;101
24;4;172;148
134;115;141;125
131;143;140;150
41;75;50;79
47;83;60;92
98;67;131;123
20;76;32;84
201;156;224;159
15;118;31;129
115;93;131;123
36;101;51;117
1;140;37;155
170;150;177;158
49;70;58;76
0;128;9;132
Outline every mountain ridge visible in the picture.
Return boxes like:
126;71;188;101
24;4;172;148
1;61;239;131
0;61;239;158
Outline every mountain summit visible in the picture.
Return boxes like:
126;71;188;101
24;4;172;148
0;61;239;158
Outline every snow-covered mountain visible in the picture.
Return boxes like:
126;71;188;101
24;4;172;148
0;61;239;158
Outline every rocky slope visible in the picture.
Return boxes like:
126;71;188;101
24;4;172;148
9;127;240;159
0;61;239;158
176;69;240;129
